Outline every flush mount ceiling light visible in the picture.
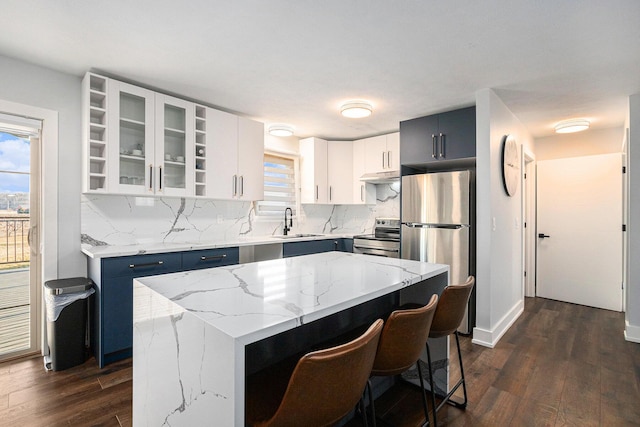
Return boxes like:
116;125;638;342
554;119;590;134
268;124;294;137
340;101;373;118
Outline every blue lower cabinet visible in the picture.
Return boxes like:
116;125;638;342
338;238;353;253
92;250;240;367
90;241;349;367
181;247;239;271
283;238;352;257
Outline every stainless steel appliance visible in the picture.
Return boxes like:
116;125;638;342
353;218;400;258
401;170;474;333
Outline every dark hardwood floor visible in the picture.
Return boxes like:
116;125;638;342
1;297;639;426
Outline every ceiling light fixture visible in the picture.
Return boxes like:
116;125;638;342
268;124;294;137
340;101;373;118
554;119;590;134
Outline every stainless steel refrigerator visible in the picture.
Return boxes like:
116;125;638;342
401;170;474;333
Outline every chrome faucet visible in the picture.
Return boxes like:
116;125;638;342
283;207;293;235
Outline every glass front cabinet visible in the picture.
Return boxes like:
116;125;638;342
83;73;206;197
109;81;155;195
154;94;195;197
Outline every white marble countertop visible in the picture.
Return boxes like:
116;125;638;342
82;232;356;259
133;251;448;345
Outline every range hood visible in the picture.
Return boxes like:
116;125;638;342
360;170;400;184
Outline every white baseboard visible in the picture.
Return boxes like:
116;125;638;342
471;299;524;348
624;321;640;343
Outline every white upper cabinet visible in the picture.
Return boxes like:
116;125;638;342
154;94;195;197
107;80;156;195
82;73;263;200
299;137;328;203
352;139;376;205
327;141;353;204
362;132;400;174
206;108;264;201
300;138;354;204
237;116;265;201
82;74;108;192
386;132;400;171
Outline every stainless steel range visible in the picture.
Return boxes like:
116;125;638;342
353;218;400;258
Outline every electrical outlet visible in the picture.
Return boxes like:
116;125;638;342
217;214;223;224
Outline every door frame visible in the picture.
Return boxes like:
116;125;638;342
523;150;536;297
0;99;58;357
534;153;623;311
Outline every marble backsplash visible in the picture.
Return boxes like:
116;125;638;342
81;183;400;247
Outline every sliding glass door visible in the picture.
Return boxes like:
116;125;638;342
0;114;41;360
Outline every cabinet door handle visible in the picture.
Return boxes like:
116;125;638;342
149;164;154;190
387;151;392;168
232;175;237;196
329;186;332;201
158;166;163;191
361;185;364;202
382;152;385;169
239;175;244;197
200;254;227;261
129;260;164;269
315;185;319;201
439;133;445;159
432;134;437;159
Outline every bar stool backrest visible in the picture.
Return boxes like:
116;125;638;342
371;294;438;376
252;318;384;427
429;276;475;339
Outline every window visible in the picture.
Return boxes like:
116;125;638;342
257;153;298;217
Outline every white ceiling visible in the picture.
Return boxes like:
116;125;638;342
3;1;639;140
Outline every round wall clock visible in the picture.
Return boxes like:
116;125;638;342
501;134;519;196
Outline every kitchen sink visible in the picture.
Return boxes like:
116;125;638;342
273;233;322;239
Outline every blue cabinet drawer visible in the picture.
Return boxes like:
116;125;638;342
102;252;182;278
182;247;239;270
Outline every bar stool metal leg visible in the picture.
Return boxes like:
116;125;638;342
416;359;434;426
425;342;438;427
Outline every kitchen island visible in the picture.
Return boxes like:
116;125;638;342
133;252;448;426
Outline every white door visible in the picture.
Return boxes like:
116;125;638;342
536;153;623;311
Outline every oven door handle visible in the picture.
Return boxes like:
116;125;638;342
353;245;400;253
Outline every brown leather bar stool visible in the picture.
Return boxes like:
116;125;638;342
246;318;384;427
366;294;439;427
425;275;475;425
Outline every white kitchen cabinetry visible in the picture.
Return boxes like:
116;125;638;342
206;108;264;201
154;94;195;197
362;132;400;174
300;138;353;204
300;137;328;203
194;106;207;197
327;141;353;204
82;73;263;199
107;80;156;195
82;74;108;192
107;82;195;197
352;139;376;205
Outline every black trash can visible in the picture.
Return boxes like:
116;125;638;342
44;277;95;371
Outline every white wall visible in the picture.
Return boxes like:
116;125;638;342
474;88;534;347
627;93;640;342
535;126;624;160
0;54;85;279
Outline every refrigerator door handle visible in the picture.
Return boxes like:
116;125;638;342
404;222;467;229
